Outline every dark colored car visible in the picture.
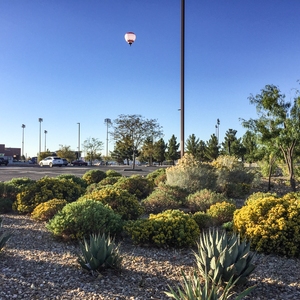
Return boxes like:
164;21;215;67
72;159;88;166
62;159;69;166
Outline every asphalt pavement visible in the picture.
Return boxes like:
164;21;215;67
0;164;160;182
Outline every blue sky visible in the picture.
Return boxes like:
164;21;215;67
0;0;299;158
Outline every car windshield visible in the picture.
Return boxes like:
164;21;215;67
53;158;61;160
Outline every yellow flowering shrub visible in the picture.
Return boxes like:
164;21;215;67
31;198;67;221
124;209;200;248
233;193;300;257
81;186;144;220
207;201;236;226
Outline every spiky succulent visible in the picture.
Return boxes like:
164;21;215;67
195;229;255;285
76;233;122;273
0;217;13;252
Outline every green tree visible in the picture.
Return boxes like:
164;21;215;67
222;129;238;155
242;131;260;164
165;135;180;165
56;145;76;163
185;134;200;159
111;114;162;169
242;84;300;191
110;135;133;165
153;138;167;165
205;134;219;161
198;140;208;162
82;137;103;165
140;137;155;166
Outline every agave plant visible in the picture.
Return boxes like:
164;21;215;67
165;267;255;300
195;229;255;285
76;233;122;273
0;217;13;252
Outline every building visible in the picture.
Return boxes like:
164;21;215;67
0;144;21;162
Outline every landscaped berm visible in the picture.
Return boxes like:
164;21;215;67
1;155;300;299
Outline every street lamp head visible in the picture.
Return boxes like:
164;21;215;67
39;118;43;123
22;124;26;128
124;32;136;46
44;130;47;134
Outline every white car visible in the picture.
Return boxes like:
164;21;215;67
39;156;64;167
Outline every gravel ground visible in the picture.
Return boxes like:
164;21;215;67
1;214;300;300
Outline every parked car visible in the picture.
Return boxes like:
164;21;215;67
62;159;69;166
71;159;88;166
39;156;64;167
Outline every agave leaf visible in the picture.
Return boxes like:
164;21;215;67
228;241;239;263
234;285;256;299
234;257;247;274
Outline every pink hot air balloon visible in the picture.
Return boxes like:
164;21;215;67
124;32;136;46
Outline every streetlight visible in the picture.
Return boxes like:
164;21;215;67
77;123;80;159
180;0;185;158
21;124;25;160
216;118;220;144
38;118;43;159
44;130;48;152
104;118;112;157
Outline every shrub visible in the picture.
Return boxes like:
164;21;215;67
46;199;123;240
166;154;217;193
245;191;277;205
141;189;182;214
0;182;19;203
14;177;85;214
125;209;200;248
105;169;122;178
233;194;300;257
77;233;122;274
31;199;68;221
82;170;107;185
207;201;237;226
186;189;229;213
154;173;167;186
81;186;144;220
146;168;166;186
194;229;256;285
56;174;87;189
0;198;14;213
212;156;255;198
98;177;120;187
7;177;36;191
156;183;189;203
192;211;214;229
114;175;154;200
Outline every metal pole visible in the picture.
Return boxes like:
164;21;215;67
77;123;80;159
21;124;25;159
180;0;185;158
38;118;43;159
104;118;111;157
44;130;47;152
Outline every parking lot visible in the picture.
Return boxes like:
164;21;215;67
0;164;160;182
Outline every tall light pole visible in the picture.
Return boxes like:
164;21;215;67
44;130;47;152
104;118;111;157
216;118;220;145
180;0;185;158
77;123;80;159
38;118;43;159
21;124;25;160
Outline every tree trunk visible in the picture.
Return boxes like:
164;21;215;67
280;142;296;192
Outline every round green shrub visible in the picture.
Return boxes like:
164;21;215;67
125;209;200;248
156;183;189;203
81;186;143;220
56;174;87;189
0;198;13;213
46;199;123;240
207;201;236;226
186;189;229;213
114;175;154;200
245;192;278;205
82;170;107;185
7;177;36;191
105;169;122;178
31;198;68;221
146;168;166;186
233;193;300;257
192;211;214;229
154;173;167;186
141;189;182;214
14;177;85;214
0;182;20;203
99;176;121;186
